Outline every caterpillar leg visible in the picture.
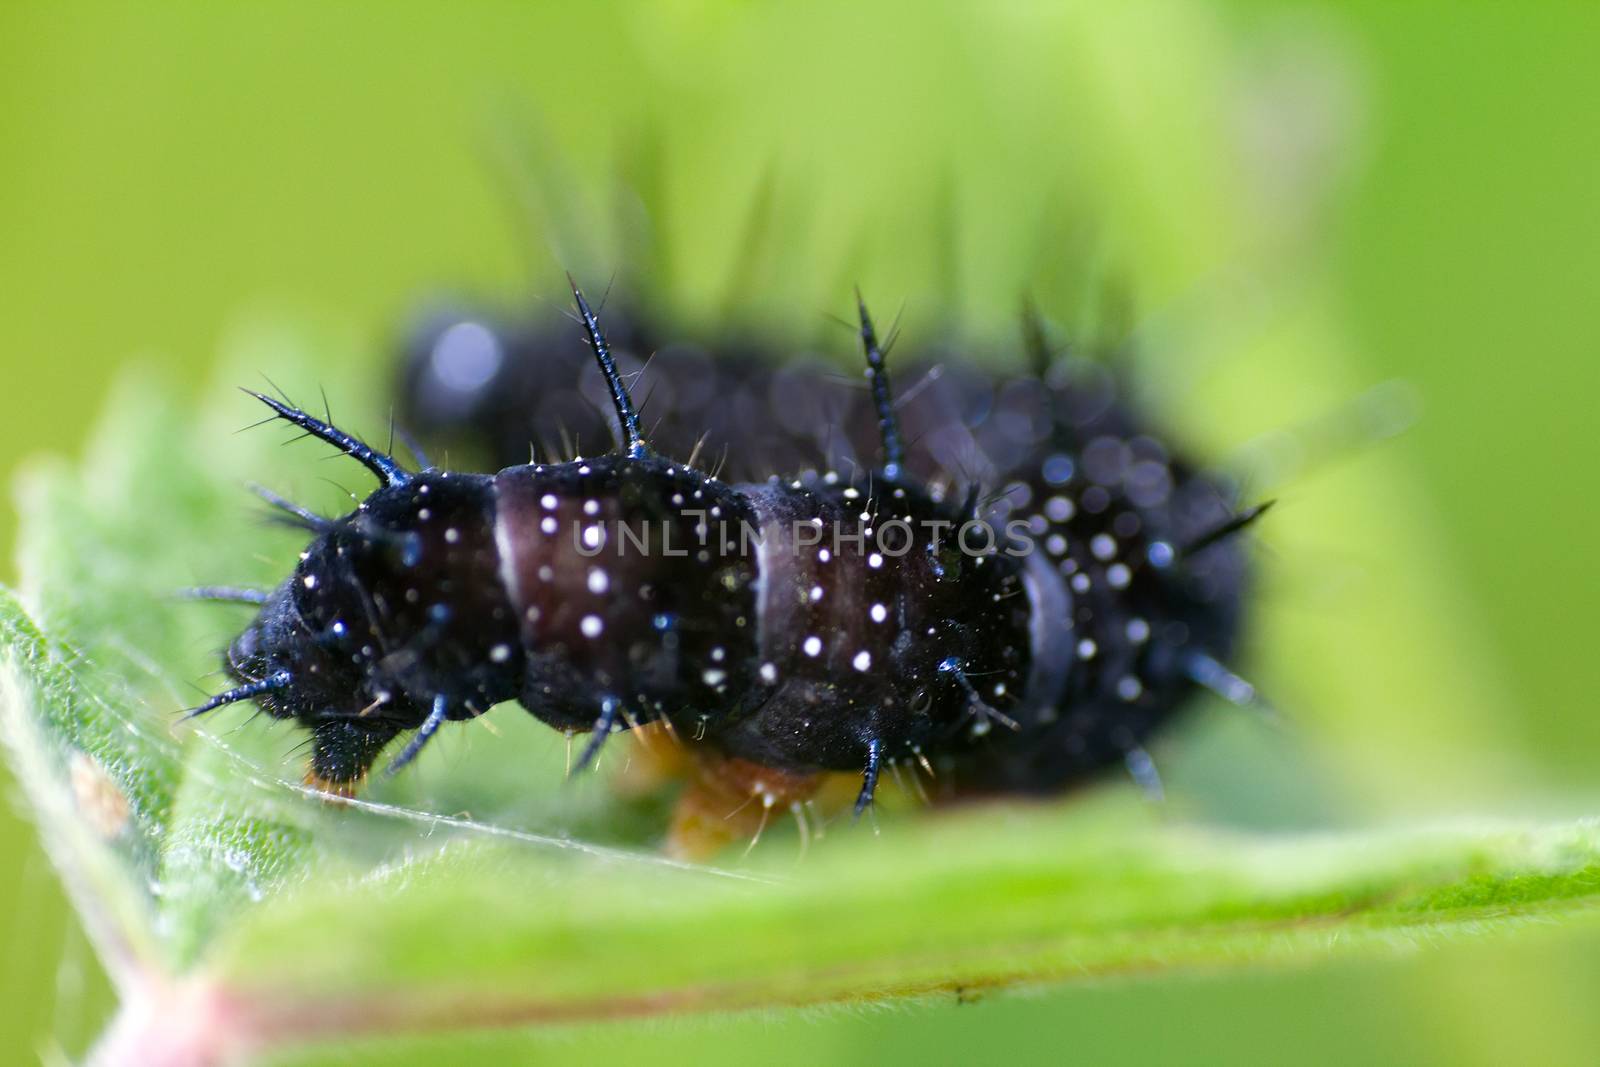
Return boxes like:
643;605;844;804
305;719;401;798
853;737;882;817
665;752;821;862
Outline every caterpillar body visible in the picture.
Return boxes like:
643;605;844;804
398;300;1261;792
193;285;1263;854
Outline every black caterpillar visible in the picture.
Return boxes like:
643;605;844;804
191;284;1263;852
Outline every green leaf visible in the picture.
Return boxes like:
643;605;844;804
7;340;1600;1065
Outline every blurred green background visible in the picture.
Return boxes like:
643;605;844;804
1;1;1597;1061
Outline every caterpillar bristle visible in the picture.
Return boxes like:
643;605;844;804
1184;651;1259;707
249;483;332;532
179;586;270;606
1181;500;1276;558
1122;745;1165;802
184;670;291;720
244;390;411;488
854;291;904;480
569;278;649;459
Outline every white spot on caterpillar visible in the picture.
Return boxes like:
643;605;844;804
541;493;558;510
490;644;512;663
588;569;609;595
759;662;778;683
541;516;557;535
870;603;888;623
803;635;823;657
580;615;604;638
1077;638;1098;660
852;650;872;671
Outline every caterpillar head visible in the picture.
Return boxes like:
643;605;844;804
194;282;766;780
211;419;524;736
